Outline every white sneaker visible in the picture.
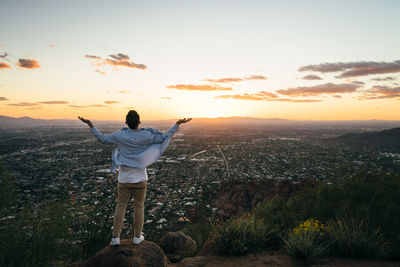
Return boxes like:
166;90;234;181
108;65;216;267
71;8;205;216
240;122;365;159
133;235;144;245
110;237;120;246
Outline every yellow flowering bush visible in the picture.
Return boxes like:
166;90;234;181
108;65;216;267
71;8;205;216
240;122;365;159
293;219;325;235
284;219;329;263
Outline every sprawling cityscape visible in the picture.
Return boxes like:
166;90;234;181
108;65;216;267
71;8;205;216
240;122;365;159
1;119;400;241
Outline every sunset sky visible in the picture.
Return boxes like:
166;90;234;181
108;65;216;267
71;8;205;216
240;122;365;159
1;0;400;121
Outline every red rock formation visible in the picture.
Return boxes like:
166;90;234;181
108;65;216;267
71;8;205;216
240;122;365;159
215;178;316;216
159;231;197;262
71;239;169;267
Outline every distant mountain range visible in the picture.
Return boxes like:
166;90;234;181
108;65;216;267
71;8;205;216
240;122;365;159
0;115;81;129
1;114;400;130
328;127;400;151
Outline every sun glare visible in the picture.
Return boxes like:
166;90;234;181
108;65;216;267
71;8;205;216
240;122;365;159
201;110;223;118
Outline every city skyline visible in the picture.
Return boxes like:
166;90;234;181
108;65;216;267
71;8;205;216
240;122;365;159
1;0;400;120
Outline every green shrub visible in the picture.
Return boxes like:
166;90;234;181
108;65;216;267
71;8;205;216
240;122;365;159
0;202;74;267
211;215;272;256
184;221;212;254
0;160;15;212
283;228;329;264
253;197;301;236
253;172;400;259
326;217;387;258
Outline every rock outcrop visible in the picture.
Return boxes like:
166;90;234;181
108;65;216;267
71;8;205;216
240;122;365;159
215;178;316;216
159;231;197;262
71;239;169;267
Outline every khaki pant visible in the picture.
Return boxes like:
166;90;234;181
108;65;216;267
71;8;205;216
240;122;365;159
113;181;147;238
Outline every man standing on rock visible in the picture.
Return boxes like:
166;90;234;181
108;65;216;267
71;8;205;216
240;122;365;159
79;110;192;245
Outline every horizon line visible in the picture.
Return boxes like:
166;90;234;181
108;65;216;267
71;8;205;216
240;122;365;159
2;114;400;122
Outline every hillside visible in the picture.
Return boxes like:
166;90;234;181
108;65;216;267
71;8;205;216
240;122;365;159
328;127;400;151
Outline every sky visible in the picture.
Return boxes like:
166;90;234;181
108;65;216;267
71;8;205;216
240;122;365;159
1;0;400;121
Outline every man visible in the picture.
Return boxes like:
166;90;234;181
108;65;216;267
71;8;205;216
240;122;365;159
78;110;191;245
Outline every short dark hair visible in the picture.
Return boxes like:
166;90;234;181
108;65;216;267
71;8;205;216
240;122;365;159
126;110;140;129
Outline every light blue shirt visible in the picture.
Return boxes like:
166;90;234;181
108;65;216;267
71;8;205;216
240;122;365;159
90;123;179;173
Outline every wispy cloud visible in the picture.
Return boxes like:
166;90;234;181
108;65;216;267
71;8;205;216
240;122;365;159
7;101;69;106
16;59;40;69
0;62;11;69
95;70;106;75
161;96;172;100
91;104;107;107
38;101;69;104
108;53;129;60
104;58;147;69
245;75;267;80
359;85;400;100
215;91;321;102
0;52;8;59
351;81;365;85
371;76;396;81
0;97;8;101
118;90;131;94
203;75;267;83
85;55;102;59
85;53;147;70
204;77;243;83
302;74;322;80
7;102;40;107
69;105;89;108
277;83;360;97
104;101;120;104
299;60;400;78
215;91;277;100
167;84;233;91
69;104;108;108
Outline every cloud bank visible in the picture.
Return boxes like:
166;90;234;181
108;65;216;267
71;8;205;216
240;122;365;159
277;83;360;97
215;91;321;102
299;60;400;78
359;85;400;100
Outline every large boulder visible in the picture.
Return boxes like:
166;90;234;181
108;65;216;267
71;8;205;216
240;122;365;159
71;239;169;267
159;231;197;262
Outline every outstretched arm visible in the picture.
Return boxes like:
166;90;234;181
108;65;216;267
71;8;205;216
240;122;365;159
148;118;192;144
78;116;117;144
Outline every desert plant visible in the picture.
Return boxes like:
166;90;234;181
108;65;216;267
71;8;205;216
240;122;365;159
283;225;329;264
73;190;114;258
326;217;388;258
0;201;75;267
184;220;212;254
211;215;272;256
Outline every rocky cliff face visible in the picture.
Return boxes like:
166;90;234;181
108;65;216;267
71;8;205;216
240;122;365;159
215;178;316;216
